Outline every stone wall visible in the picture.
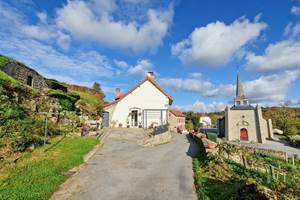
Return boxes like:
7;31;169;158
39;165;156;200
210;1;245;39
4;62;47;89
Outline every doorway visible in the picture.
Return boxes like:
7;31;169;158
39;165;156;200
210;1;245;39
240;128;248;141
27;76;33;87
131;111;138;127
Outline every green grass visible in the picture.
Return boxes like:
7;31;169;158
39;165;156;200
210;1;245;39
192;144;300;199
0;136;99;200
0;56;10;70
74;91;103;115
0;70;19;86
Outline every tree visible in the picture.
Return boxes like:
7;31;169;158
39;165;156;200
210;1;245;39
185;120;194;132
92;82;101;93
96;105;104;117
92;82;105;99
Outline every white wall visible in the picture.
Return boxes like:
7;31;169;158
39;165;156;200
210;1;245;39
105;80;170;128
200;116;212;127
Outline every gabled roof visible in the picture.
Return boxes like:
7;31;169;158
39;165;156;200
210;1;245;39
169;109;185;117
104;77;173;107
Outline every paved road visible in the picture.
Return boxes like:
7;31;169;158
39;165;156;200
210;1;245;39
242;139;300;157
54;133;198;200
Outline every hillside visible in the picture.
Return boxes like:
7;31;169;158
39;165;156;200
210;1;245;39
0;55;105;158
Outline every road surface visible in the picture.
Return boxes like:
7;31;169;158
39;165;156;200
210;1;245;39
52;132;199;200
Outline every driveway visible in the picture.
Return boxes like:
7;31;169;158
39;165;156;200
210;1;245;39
51;132;199;200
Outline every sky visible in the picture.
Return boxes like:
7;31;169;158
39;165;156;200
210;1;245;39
0;0;300;112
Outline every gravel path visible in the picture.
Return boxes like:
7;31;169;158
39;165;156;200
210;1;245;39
52;132;198;200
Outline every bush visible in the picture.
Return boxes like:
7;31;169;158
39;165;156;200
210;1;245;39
2;118;44;152
45;79;67;92
207;132;217;142
49;90;80;111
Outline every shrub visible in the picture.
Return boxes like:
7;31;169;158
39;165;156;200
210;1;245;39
45;79;67;92
2;118;44;152
48;90;80;111
96;105;103;116
207;132;217;142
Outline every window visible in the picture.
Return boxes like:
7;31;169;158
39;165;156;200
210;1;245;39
27;76;33;86
243;100;248;105
236;101;240;105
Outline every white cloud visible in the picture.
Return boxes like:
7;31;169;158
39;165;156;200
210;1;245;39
291;6;300;16
171;16;267;67
160;70;299;104
127;59;153;76
37;12;47;23
189;73;202;79
175;101;226;113
243;70;299;103
114;59;129;69
22;25;52;40
56;0;173;52
160;77;215;95
284;22;300;40
246;40;300;72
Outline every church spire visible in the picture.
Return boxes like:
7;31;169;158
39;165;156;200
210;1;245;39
236;71;245;97
234;71;249;106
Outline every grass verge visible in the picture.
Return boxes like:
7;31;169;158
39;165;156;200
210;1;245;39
192;146;300;199
0;136;99;200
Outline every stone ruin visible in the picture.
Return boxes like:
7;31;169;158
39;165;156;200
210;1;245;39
3;61;48;89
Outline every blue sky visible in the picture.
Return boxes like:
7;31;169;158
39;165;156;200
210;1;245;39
1;0;300;112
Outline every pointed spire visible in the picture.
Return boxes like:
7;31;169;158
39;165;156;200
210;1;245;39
236;71;245;97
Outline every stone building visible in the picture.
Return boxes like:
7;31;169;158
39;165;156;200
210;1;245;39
3;61;47;89
219;72;274;143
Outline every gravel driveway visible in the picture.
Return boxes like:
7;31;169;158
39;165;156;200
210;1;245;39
52;132;198;200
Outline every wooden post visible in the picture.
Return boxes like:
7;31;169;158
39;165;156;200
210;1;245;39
292;155;295;166
242;155;248;168
269;166;275;179
285;152;288;162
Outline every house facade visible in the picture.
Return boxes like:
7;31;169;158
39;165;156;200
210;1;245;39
103;72;173;128
199;114;212;127
169;109;186;133
220;72;274;143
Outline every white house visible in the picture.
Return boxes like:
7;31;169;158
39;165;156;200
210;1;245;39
199;114;212;128
103;72;173;128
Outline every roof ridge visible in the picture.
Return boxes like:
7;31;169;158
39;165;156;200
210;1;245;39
104;76;173;107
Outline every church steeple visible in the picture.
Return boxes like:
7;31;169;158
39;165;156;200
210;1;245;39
236;71;245;97
234;71;249;106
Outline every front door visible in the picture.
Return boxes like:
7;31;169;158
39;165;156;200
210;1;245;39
102;112;109;127
131;111;138;127
240;128;248;141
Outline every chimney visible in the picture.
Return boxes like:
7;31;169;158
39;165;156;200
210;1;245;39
115;88;121;100
146;72;155;80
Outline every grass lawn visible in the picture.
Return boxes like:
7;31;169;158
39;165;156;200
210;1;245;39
0;136;99;200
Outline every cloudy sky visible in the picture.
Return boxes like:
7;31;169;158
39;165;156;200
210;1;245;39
1;0;300;112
